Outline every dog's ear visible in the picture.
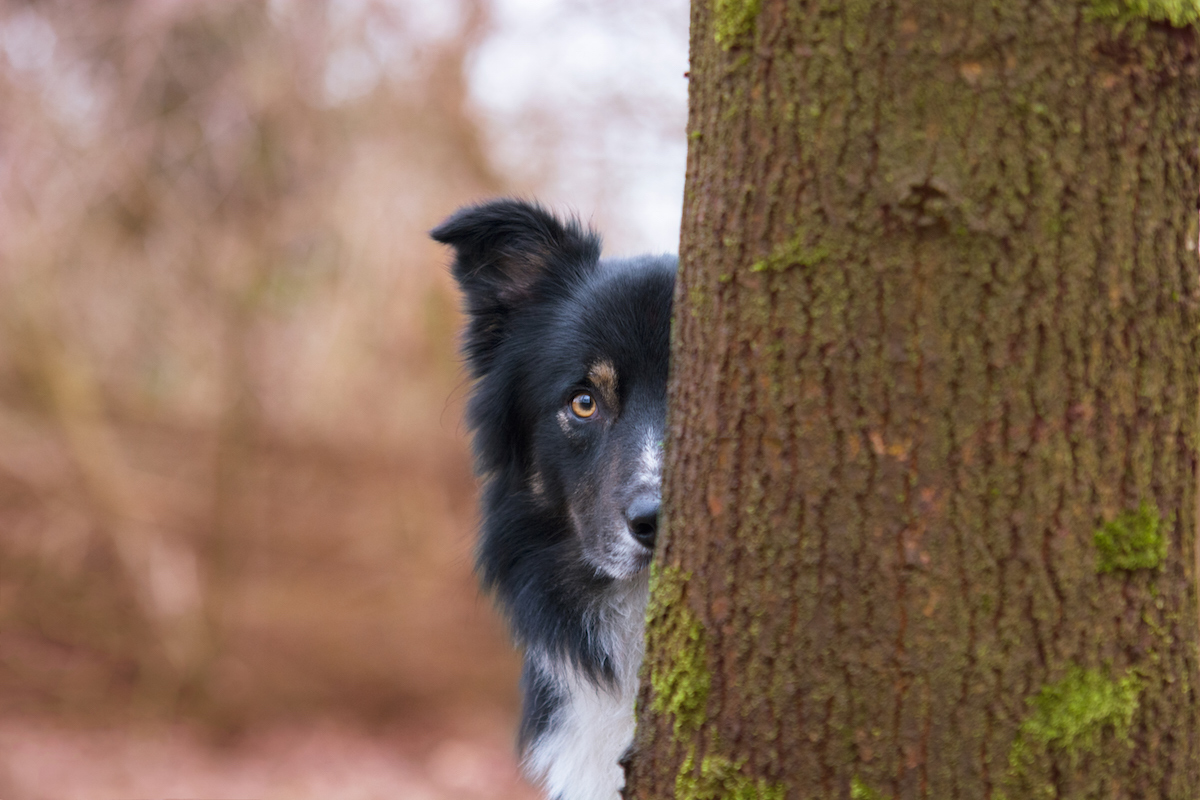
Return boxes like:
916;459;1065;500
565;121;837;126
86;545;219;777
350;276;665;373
432;199;601;374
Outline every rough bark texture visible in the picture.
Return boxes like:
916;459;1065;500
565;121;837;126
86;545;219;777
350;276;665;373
625;1;1200;798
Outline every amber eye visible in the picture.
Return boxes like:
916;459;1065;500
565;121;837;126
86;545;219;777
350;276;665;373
570;393;597;419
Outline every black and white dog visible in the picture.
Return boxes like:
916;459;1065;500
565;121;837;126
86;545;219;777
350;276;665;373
433;200;674;800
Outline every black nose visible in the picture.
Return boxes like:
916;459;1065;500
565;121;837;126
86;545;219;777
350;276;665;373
626;496;660;549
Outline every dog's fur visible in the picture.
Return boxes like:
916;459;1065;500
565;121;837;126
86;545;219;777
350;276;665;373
433;200;674;800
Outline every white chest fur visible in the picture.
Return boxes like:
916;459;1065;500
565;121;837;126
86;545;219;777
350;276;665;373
524;575;649;800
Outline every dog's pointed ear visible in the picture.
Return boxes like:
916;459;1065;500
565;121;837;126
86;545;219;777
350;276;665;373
432;199;601;374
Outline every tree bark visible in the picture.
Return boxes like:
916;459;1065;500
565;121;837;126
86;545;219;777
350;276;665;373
625;2;1200;798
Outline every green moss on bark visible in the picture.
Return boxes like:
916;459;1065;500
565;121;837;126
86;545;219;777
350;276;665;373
676;751;786;800
1004;667;1142;795
1085;0;1200;26
647;565;711;737
850;776;887;800
1017;667;1141;754
1094;502;1167;573
713;0;761;50
749;231;829;274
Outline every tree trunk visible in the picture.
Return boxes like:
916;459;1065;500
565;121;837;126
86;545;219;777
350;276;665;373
625;2;1200;798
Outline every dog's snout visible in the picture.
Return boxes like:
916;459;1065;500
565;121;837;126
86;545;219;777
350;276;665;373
625;496;660;549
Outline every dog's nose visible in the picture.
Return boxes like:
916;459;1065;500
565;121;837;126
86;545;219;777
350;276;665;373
625;496;660;549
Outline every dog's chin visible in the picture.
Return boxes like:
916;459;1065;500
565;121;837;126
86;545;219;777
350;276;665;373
588;539;655;581
607;551;653;582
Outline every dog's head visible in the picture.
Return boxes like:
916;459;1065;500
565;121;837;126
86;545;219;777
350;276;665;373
433;200;674;583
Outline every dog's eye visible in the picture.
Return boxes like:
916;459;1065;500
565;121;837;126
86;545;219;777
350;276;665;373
570;393;598;419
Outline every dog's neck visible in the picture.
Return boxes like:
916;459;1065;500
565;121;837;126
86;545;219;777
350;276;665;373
525;572;649;800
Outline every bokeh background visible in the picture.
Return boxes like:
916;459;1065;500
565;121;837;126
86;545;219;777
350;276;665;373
0;1;687;796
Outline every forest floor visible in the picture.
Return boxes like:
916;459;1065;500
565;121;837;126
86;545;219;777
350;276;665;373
0;713;538;800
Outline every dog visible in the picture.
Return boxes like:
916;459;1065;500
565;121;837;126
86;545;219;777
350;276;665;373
432;199;674;800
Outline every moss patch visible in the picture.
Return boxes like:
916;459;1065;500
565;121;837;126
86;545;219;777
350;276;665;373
1018;667;1141;753
713;0;761;50
850;776;887;800
750;231;829;274
1085;0;1200;27
646;568;784;798
1094;502;1167;573
1007;666;1142;789
647;565;711;737
676;751;786;800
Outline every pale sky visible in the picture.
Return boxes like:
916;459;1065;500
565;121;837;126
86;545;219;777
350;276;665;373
468;0;690;255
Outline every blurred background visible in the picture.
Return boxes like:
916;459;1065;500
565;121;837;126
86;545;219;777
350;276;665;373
0;0;687;796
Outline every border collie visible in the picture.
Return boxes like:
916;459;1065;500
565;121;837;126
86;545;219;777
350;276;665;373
432;200;674;800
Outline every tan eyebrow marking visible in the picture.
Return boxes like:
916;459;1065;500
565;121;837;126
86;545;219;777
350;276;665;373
587;360;619;409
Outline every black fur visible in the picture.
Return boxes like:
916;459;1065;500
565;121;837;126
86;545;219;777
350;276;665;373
433;199;674;798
